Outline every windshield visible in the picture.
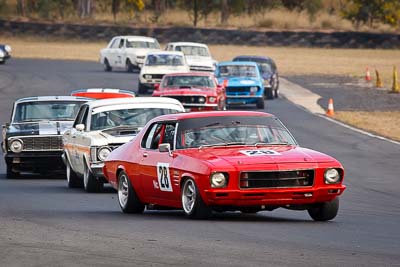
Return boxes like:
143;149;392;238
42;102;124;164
217;65;257;78
175;45;210;57
176;116;297;149
126;40;160;49
145;54;184;66
90;108;179;131
13;101;84;122
162;75;216;88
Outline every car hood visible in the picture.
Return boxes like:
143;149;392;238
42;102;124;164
179;146;337;168
154;87;215;96
142;65;188;74
217;77;260;86
97;127;141;144
126;48;160;57
185;56;213;66
6;121;74;137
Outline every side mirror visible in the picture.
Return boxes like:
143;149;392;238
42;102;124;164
75;124;85;132
154;84;160;90
159;143;170;153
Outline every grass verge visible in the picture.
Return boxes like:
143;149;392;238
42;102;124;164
335;112;400;142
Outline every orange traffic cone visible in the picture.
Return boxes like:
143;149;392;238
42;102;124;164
326;98;335;116
365;67;371;82
223;79;228;88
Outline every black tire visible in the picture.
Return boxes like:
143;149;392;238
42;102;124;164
265;87;274;100
117;171;145;213
256;98;265;109
138;81;147;95
181;178;212;219
0;60;5;65
274;78;280;98
103;58;112;72
6;163;19;179
126;59;134;73
83;161;104;193
308;198;339;221
66;158;82;188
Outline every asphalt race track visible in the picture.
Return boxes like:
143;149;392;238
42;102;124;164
0;59;399;266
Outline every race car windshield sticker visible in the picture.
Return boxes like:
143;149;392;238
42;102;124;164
240;150;281;156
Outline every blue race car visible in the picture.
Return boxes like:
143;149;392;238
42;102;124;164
233;55;279;99
215;61;265;109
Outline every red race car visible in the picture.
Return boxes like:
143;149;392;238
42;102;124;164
103;111;346;221
71;88;136;99
152;72;226;111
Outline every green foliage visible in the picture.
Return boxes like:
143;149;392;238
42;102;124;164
281;0;323;22
342;0;400;28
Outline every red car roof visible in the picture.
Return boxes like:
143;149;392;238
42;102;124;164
163;72;215;77
154;111;274;121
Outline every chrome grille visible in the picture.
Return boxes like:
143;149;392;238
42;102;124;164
166;95;205;104
240;170;314;189
20;136;63;151
226;87;251;94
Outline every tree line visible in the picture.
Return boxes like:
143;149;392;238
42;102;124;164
3;0;400;29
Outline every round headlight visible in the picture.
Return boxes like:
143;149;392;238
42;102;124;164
324;168;340;184
208;96;216;103
9;139;23;153
97;147;112;161
210;172;227;188
144;74;152;79
250;86;258;93
198;97;206;103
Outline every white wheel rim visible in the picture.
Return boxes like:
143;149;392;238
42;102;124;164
118;174;129;208
182;180;196;214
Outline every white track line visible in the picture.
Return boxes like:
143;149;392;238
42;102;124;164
280;78;400;146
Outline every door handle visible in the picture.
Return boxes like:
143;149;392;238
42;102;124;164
71;135;76;138
143;152;148;157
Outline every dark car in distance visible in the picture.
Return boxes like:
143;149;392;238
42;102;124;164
233;55;279;99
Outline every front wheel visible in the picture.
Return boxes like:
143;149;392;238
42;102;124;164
138;81;147;95
66;159;82;188
118;171;145;213
125;59;134;73
308;198;339;221
181;178;211;219
83;162;103;193
103;58;112;72
256;98;265;109
6;163;19;179
265;87;274;100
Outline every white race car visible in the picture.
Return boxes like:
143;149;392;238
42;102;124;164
0;44;11;64
138;51;190;94
165;42;217;72
62;97;185;192
99;35;160;72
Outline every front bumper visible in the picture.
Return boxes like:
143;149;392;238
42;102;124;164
203;185;346;207
5;151;64;172
226;95;263;105
90;162;105;178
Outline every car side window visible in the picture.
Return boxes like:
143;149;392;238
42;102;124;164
110;38;120;49
161;123;176;150
73;105;87;128
119;38;125;48
142;123;162;149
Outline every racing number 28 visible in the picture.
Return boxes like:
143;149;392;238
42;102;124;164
157;163;173;192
